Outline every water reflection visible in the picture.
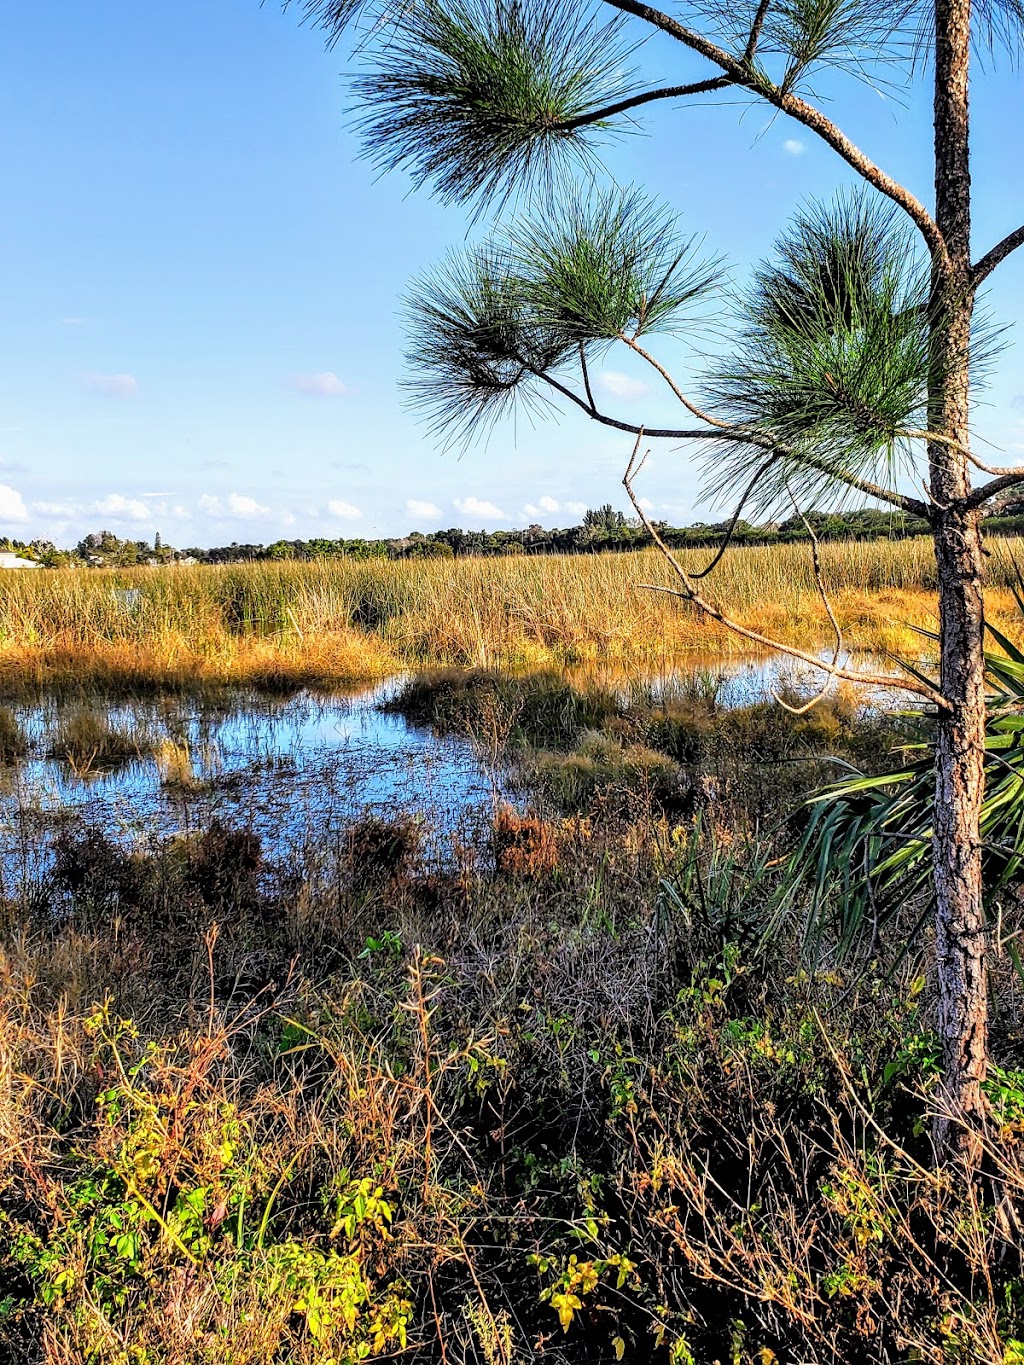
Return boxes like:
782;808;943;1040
0;652;911;868
0;678;499;865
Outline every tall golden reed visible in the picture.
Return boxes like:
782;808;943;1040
0;539;1019;692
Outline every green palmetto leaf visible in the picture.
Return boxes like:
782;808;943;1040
347;0;640;210
789;612;1024;962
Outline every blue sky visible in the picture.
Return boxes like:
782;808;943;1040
0;1;1021;547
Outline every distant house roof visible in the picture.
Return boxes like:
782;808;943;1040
0;551;41;569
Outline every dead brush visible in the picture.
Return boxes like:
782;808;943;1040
608;1011;1024;1364
346;812;423;893
491;805;559;876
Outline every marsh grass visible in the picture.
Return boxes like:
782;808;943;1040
386;669;911;832
4;540;1024;693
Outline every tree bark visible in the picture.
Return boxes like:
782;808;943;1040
929;0;989;1156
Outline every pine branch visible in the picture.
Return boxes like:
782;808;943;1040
601;0;948;263
539;369;929;516
964;471;1024;511
973;225;1024;287
555;75;734;130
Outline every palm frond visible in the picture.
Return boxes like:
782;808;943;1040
348;0;639;210
789;617;1024;961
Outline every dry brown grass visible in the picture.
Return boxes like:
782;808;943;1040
1;539;1022;692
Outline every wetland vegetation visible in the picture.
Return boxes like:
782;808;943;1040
4;541;1024;696
3;633;1024;1362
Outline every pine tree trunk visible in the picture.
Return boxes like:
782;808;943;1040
929;0;989;1155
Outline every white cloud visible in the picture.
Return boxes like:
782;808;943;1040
228;493;271;519
198;492;272;520
93;493;151;523
638;496;656;511
454;496;507;522
598;371;650;401
291;371;351;397
86;373;139;398
783;138;806;155
523;494;562;518
564;501;588;517
33;500;76;518
406;499;443;521
0;484;29;523
327;499;362;520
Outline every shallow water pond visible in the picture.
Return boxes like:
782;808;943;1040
0;650;908;880
0;678;500;882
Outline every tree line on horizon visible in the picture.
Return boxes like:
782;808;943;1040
5;503;1024;567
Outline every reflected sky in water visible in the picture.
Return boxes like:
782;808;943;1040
0;652;909;876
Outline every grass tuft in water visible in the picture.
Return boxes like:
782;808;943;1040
0;705;28;762
47;706;153;774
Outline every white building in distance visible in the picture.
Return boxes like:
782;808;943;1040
0;551;41;569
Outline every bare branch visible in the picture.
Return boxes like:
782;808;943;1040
770;481;844;715
898;428;1024;482
601;0;948;264
981;492;1024;518
688;454;777;580
972;225;1024;288
557;76;734;132
578;343;596;412
743;0;773;61
623;433;950;709
539;369;931;518
619;333;732;427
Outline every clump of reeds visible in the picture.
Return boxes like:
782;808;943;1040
527;730;689;814
47;706;152;773
153;736;199;789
